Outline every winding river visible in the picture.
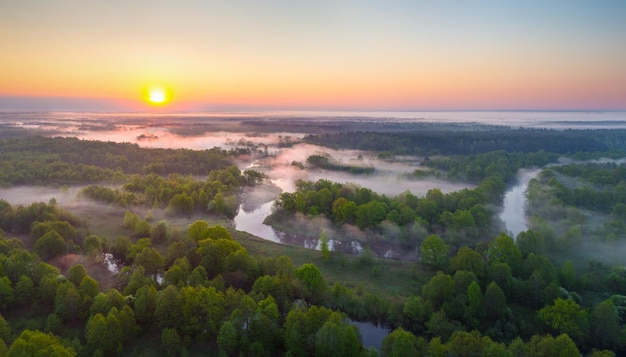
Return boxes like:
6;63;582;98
498;169;541;238
233;165;541;254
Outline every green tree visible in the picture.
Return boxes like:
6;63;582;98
86;313;115;354
134;285;158;325
589;299;622;350
34;231;66;260
295;263;327;304
151;220;169;244
122;265;153;296
320;230;330;262
314;317;361;357
14;275;34;306
0;276;14;311
186;220;210;243
484;281;507;321
381;327;419;357
488;233;522;275
248;295;283;355
78;276;100;301
123;210;139;229
55;282;81;321
161;327;182;357
488;262;513;293
0;313;10;341
8;329;75;357
426;311;461;341
450;247;485;279
419;234;449;270
111;235;131;262
403;295;432;334
188;265;208;287
45;314;63;335
516;229;544;257
421;271;454;309
134;247;165;277
446;330;500;357
205;225;233;240
89;289;125;317
67;264;87;287
217;320;238;356
134;219;151;237
538;298;588;341
83;234;103;257
155;285;184;329
527;334;582;357
559;261;578;291
466;280;483;328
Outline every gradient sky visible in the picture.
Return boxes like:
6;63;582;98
1;1;625;111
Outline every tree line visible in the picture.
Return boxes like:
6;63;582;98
0;136;244;186
304;127;626;156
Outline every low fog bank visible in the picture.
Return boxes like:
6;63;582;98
0;186;86;206
253;143;473;197
234;143;475;258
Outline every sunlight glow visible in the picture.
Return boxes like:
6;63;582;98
149;89;166;103
144;86;171;106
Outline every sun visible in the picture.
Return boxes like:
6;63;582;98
149;89;166;103
144;86;171;106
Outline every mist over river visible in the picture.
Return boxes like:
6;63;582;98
4;111;625;255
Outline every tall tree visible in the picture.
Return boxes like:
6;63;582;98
33;231;66;261
538;298;588;341
8;329;75;357
295;263;327;304
419;234;449;270
483;281;507;321
381;327;420;357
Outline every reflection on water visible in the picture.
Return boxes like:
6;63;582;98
499;169;540;238
351;320;389;351
234;201;282;243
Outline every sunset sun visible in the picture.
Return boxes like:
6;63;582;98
145;86;170;106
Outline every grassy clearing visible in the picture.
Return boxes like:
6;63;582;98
230;229;425;300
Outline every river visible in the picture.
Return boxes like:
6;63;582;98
233;160;537;255
498;169;541;238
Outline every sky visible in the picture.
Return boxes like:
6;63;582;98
1;1;625;112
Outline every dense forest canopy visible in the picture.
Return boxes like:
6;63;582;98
305;128;626;156
0;125;625;355
0;136;242;185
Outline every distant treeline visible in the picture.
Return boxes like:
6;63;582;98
0;136;244;185
306;154;375;174
304;128;626;156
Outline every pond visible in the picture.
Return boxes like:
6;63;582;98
351;320;390;351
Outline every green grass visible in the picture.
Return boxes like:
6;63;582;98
230;229;426;300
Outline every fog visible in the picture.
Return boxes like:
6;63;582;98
0;185;85;206
0;114;478;259
256;143;473;196
2;113;577;260
233;141;474;259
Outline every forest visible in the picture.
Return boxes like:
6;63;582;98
1;126;626;356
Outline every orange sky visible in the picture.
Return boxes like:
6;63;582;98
1;1;625;111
